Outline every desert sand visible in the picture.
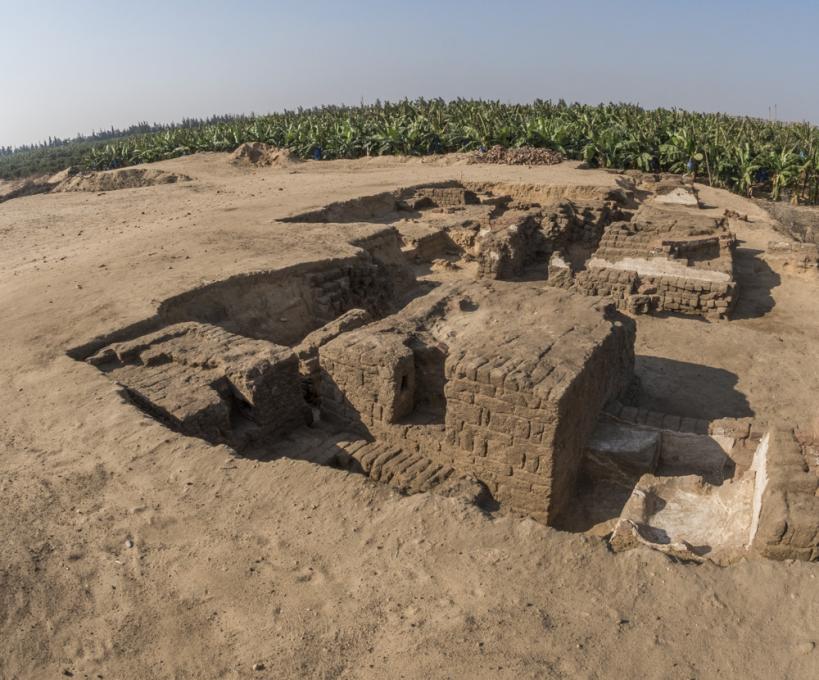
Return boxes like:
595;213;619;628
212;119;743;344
0;153;817;679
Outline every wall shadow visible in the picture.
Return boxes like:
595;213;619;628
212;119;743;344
731;246;781;320
635;355;753;420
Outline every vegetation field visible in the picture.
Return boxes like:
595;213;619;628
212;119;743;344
2;99;818;203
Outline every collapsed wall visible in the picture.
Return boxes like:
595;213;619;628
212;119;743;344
318;281;635;522
75;226;416;448
87;322;310;448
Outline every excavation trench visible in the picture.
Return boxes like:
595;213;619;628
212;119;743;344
69;180;817;564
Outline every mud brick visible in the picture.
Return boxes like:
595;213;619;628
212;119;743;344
661;414;682;430
679;417;699;434
489;365;509;388
646;411;665;428
620;406;639;422
506;447;525;468
459;427;475;452
474;393;514;415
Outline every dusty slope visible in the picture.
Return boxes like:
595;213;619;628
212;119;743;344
0;154;817;679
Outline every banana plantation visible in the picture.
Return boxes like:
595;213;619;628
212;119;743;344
3;99;818;203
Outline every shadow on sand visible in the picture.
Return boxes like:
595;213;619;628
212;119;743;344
635;355;753;420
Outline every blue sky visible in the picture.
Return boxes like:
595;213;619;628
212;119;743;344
1;0;817;147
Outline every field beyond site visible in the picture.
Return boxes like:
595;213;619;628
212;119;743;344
2;100;819;205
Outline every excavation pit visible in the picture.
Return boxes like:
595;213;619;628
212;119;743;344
284;181;632;286
285;180;739;320
81;273;637;524
559;414;819;563
68;177;817;563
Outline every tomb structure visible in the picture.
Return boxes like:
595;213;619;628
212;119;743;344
75;180;817;563
318;280;636;522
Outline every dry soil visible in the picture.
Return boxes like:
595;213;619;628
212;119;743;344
0;154;817;679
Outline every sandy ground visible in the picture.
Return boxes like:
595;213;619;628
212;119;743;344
0;154;817;679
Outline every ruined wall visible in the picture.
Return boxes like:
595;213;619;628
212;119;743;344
158;228;411;345
88;322;310;448
542;200;624;250
547;255;737;318
404;231;456;262
545;213;740;318
318;300;635;523
476;200;624;282
409;186;480;208
751;428;819;561
439;324;634;521
476;213;546;280
318;332;416;429
630;274;736;317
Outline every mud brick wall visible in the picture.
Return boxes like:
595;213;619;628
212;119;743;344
570;202;621;246
319;332;415;429
307;258;401;326
399;186;481;210
662;236;721;263
752;428;819;561
594;224;660;261
477;215;545;280
540;201;621;249
572;268;636;301
158;230;411;346
683;234;735;274
318;290;635;525
595;220;735;267
547;259;736;319
413;186;480;207
541;202;580;242
546;260;637;307
636;274;736;317
546;253;575;289
118;362;232;443
477;228;524;279
441;327;634;522
91;322;310;447
407;231;454;261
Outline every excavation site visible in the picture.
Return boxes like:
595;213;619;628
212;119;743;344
1;153;817;678
67;174;817;566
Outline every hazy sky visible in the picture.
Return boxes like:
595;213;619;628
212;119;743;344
2;0;817;148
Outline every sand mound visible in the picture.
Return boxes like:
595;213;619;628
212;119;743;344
229;142;299;167
55;167;191;193
471;144;563;166
760;199;819;245
0;176;52;203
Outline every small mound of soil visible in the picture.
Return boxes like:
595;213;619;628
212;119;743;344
0;176;51;203
0;168;76;203
229;142;299;167
758;199;819;245
55;168;191;193
471;145;563;166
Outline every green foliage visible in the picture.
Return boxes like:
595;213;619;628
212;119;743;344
2;99;818;203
